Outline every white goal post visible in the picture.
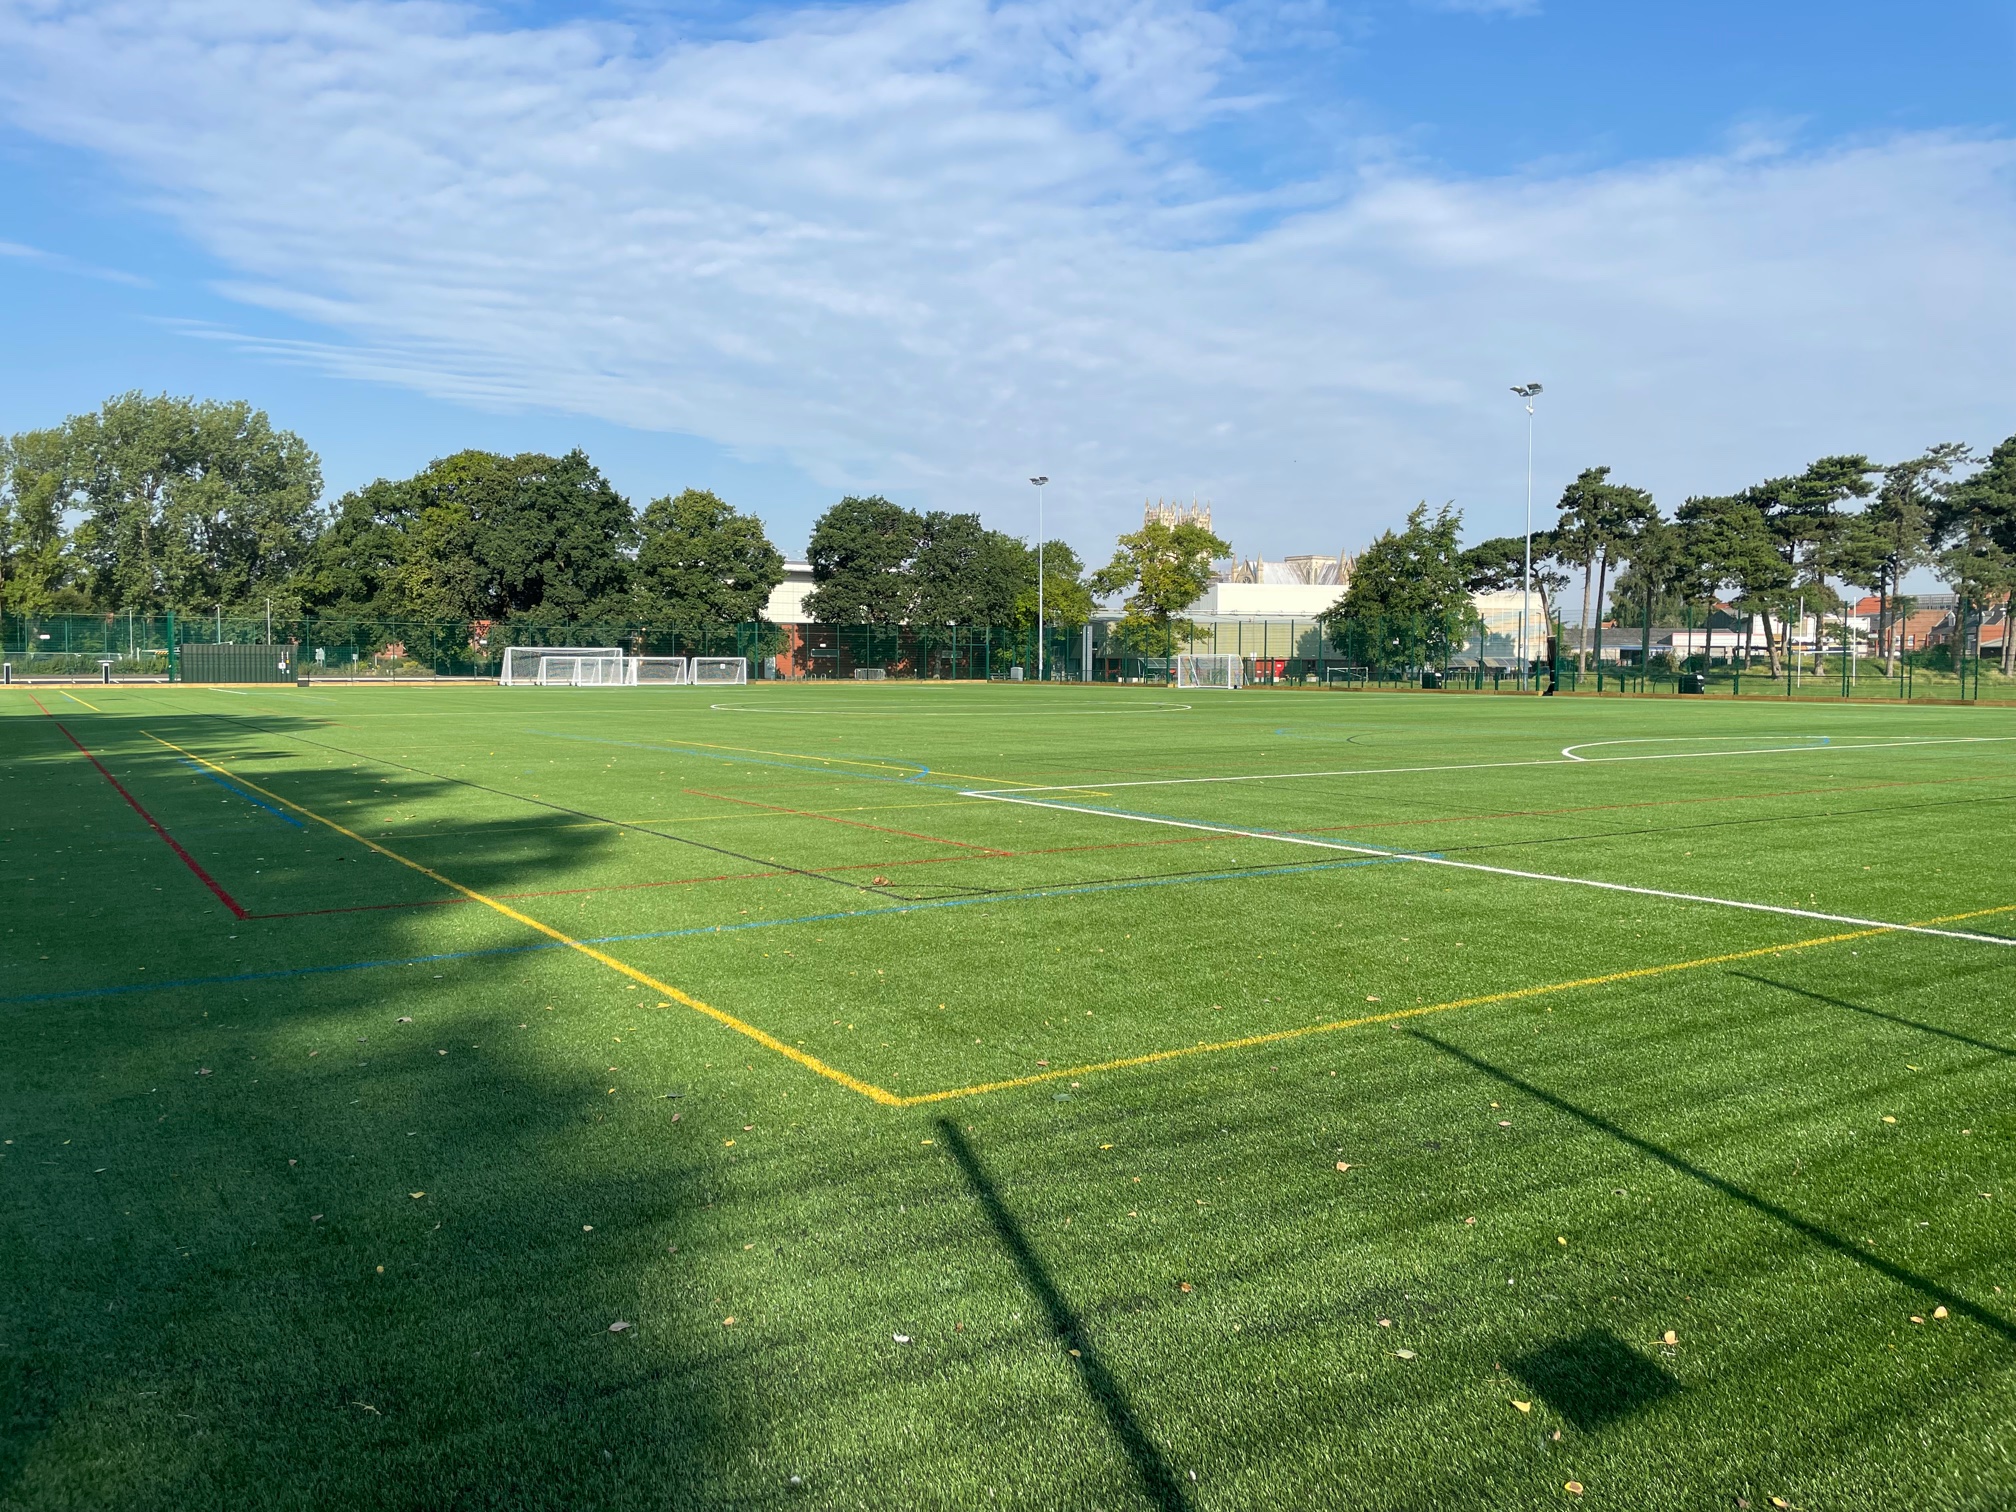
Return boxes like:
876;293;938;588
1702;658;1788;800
1174;653;1241;690
500;646;621;685
539;653;623;686
628;656;689;685
692;657;748;685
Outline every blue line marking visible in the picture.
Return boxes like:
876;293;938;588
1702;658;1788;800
179;758;305;829
3;854;1396;1007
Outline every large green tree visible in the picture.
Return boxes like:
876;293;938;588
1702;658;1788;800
1091;517;1230;653
1935;435;2016;675
1553;467;1657;672
58;392;322;613
1321;502;1471;663
294;477;426;616
1014;539;1093;631
1672;493;1790;672
805;495;923;624
0;428;76;614
634;488;784;634
389;449;636;621
910;512;1026;627
1838;444;1963;674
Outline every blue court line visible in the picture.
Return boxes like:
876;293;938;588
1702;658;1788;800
179;757;306;829
3;853;1396;1007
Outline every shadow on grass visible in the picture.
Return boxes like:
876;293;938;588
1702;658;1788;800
1507;1328;1678;1431
1406;1031;2016;1348
935;1119;1192;1512
1730;972;2016;1059
1;701;750;1509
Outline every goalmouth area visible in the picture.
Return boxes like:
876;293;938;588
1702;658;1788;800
5;678;2014;1509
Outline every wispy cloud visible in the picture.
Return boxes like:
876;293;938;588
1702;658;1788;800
0;236;150;286
0;0;2010;550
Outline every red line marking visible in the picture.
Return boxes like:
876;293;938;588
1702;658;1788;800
682;787;1014;853
30;695;249;920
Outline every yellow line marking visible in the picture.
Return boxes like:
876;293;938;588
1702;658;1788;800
893;902;2016;1106
567;732;1039;792
61;691;103;711
145;733;902;1106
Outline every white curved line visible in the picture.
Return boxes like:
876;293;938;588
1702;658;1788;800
1562;734;1834;761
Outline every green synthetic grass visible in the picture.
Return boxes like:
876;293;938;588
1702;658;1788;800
4;681;2015;1511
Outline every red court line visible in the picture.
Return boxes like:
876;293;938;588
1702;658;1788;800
29;695;250;920
682;787;1014;854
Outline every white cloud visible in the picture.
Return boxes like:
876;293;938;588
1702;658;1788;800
0;0;2011;556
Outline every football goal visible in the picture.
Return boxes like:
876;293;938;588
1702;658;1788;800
1325;666;1370;687
692;657;749;686
1174;654;1241;690
539;653;624;686
500;646;620;686
628;657;689;685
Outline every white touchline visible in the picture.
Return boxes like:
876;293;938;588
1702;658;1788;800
960;791;2016;948
972;735;2016;795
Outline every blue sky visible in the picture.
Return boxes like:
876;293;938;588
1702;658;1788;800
1;0;2011;562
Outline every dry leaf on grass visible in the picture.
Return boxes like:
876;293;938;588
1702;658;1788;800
1394;1349;1416;1360
1933;1306;1949;1319
1336;1162;1353;1172
893;1334;911;1344
1661;1330;1678;1346
1564;1482;1583;1496
609;1321;632;1333
409;1192;425;1200
1512;1400;1531;1413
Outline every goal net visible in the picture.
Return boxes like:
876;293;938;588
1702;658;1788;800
501;646;620;685
539;653;623;686
628;656;689;685
1174;654;1241;690
692;657;748;686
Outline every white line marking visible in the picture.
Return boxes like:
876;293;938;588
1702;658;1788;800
961;791;2016;948
976;736;2016;794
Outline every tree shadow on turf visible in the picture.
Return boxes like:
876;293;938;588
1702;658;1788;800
935;1119;1193;1512
1;706;770;1509
1729;972;2016;1059
1405;1030;2016;1349
1507;1328;1679;1432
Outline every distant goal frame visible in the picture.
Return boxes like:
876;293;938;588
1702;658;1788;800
1173;653;1242;691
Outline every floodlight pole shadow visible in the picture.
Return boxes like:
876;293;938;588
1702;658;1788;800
1729;973;2016;1061
936;1119;1193;1511
1404;1030;2016;1347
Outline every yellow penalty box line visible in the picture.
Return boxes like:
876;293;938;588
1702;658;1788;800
889;901;2016;1107
146;733;904;1107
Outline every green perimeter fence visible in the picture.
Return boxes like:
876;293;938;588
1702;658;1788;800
2;611;2008;702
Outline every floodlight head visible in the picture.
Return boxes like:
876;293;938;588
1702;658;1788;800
1029;476;1048;486
1511;383;1543;398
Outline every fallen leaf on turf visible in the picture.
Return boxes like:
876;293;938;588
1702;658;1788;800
723;1317;736;1326
1179;1282;1192;1293
1100;1143;1113;1150
609;1321;632;1333
1498;1120;1512;1128
1771;1500;1790;1510
893;1334;911;1344
1365;996;1380;1003
1336;1162;1352;1172
1512;1400;1531;1413
409;1192;425;1199
1557;1236;1568;1245
1464;1217;1477;1226
1394;1349;1416;1360
197;1068;211;1076
1882;1116;1897;1124
311;1214;323;1222
1378;1318;1392;1327
1934;1306;1949;1319
724;1140;735;1147
397;1017;412;1024
1565;1482;1583;1496
1662;1330;1678;1346
1910;1315;1924;1324
743;1125;755;1131
583;1225;594;1232
1068;1347;1081;1357
873;877;889;885
1550;1430;1562;1442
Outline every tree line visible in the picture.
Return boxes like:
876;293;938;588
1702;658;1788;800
1335;437;2016;676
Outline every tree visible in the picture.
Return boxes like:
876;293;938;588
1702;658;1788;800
910;512;1025;627
1458;535;1531;594
1321;502;1471;664
1935;435;2016;675
1840;444;1962;674
62;391;322;613
1014;539;1093;631
1674;494;1789;672
294;477;425;616
0;428;76;615
384;449;636;622
1553;467;1657;671
634;488;783;634
805;495;924;625
1091;518;1230;653
1738;454;1877;672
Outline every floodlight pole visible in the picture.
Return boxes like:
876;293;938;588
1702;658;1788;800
1029;477;1049;682
1511;383;1543;691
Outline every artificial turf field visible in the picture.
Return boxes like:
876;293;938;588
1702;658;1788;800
4;681;2015;1511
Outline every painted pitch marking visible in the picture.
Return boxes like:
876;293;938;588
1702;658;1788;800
145;733;900;1106
28;699;249;920
60;690;103;711
985;735;2016;795
963;791;2016;948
